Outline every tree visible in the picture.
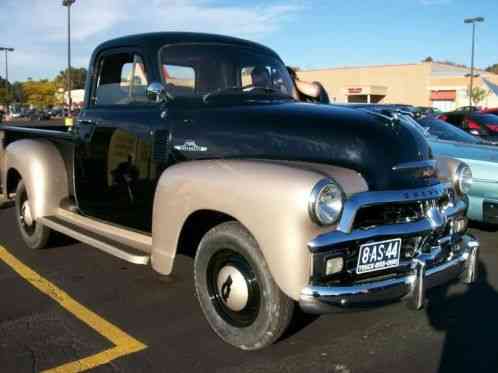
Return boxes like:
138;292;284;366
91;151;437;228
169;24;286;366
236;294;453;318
0;77;14;106
22;79;58;108
468;86;489;105
422;56;434;62
11;82;25;103
485;64;498;75
54;67;87;90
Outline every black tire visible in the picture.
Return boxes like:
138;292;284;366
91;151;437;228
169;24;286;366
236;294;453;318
15;181;51;249
194;221;294;350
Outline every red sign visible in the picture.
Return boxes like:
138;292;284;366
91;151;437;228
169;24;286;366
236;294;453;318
348;88;363;94
430;90;456;101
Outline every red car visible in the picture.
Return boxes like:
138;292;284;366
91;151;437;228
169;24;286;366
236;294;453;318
437;110;498;140
482;107;498;115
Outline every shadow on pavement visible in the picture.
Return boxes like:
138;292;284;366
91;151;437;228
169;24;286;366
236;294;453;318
469;220;498;233
426;262;498;373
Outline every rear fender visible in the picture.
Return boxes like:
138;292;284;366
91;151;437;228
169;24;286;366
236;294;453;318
4;139;70;219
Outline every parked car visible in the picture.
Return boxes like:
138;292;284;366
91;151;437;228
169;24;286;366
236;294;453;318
437;111;498;141
347;104;498;225
455;106;481;112
482;107;498;116
29;109;51;121
0;32;479;350
415;116;498;225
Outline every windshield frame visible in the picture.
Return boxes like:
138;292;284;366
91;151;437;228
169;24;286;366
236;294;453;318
157;42;297;105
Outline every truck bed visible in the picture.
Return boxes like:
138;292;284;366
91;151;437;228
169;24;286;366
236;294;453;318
0;120;75;198
0;119;74;141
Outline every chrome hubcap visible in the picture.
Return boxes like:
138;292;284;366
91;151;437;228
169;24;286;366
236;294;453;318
21;201;34;227
216;265;249;311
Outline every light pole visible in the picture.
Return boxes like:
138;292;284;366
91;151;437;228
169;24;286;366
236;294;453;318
63;0;75;117
464;16;485;109
0;47;14;112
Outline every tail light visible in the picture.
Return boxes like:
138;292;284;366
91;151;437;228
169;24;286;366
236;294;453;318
438;115;448;121
487;124;498;132
467;119;480;130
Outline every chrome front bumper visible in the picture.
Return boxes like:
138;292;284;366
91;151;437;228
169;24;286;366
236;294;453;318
299;235;479;314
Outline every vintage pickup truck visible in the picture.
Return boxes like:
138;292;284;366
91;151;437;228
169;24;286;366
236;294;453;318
0;32;479;350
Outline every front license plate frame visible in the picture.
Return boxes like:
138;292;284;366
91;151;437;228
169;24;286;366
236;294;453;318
356;238;402;274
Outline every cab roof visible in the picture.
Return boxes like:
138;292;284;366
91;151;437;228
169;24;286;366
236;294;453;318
94;32;279;58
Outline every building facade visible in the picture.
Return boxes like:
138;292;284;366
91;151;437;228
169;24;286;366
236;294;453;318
298;62;498;111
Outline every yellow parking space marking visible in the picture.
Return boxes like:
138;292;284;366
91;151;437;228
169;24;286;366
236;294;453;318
0;245;147;373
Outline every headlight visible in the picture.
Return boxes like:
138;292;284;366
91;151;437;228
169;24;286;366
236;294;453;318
455;163;473;195
309;179;344;225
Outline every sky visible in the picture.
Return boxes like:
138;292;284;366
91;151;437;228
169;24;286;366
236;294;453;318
0;0;497;83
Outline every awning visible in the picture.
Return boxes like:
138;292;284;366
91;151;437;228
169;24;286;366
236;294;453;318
430;90;456;101
483;78;498;97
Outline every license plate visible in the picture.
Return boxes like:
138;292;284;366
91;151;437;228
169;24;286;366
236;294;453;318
356;238;402;274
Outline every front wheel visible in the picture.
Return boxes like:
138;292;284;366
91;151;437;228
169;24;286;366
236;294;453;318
194;221;294;350
15;181;51;249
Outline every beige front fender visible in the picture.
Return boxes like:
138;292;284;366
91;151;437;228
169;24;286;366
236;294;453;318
151;159;368;300
5;139;70;219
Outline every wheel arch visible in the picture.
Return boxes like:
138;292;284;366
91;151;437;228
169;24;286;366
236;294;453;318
176;209;239;259
6;167;22;196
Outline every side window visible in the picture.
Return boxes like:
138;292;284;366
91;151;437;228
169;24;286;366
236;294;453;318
94;52;149;106
162;64;196;97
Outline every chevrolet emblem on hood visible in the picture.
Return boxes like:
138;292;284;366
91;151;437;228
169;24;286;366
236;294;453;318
174;140;208;152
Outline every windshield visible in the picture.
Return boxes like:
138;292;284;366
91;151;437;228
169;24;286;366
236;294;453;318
471;113;498;125
159;44;296;103
418;116;481;144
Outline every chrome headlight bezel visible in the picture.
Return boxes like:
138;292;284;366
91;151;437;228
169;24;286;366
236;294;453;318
454;163;473;195
309;179;344;226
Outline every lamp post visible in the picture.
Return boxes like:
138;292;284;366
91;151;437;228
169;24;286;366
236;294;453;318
62;0;75;118
0;47;14;113
464;17;485;109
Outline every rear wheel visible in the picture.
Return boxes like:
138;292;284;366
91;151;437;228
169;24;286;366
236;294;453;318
194;221;294;350
15;181;51;249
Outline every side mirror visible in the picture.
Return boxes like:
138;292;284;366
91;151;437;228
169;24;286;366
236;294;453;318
146;82;168;103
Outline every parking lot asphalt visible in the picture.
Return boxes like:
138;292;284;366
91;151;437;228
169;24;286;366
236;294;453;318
0;204;497;373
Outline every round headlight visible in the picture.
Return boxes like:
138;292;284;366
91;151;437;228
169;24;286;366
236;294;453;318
309;179;344;225
455;164;473;195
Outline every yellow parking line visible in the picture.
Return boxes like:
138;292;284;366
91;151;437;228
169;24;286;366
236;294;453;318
0;245;147;373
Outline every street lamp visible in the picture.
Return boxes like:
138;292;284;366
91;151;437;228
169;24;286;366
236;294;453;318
62;0;75;117
464;16;485;109
0;47;14;113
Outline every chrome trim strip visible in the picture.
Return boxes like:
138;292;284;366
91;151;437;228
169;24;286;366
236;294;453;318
337;183;449;234
473;178;498;184
392;160;437;171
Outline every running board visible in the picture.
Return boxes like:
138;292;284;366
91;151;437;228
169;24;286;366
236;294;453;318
40;216;150;265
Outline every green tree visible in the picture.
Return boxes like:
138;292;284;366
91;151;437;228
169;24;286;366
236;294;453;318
468;86;489;105
11;82;25;103
22;79;58;108
0;77;14;106
485;64;498;74
422;56;434;62
54;67;87;90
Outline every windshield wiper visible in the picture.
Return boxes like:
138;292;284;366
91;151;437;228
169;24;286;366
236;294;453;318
203;85;292;103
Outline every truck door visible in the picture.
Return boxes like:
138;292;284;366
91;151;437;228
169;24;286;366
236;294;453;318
75;48;168;233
